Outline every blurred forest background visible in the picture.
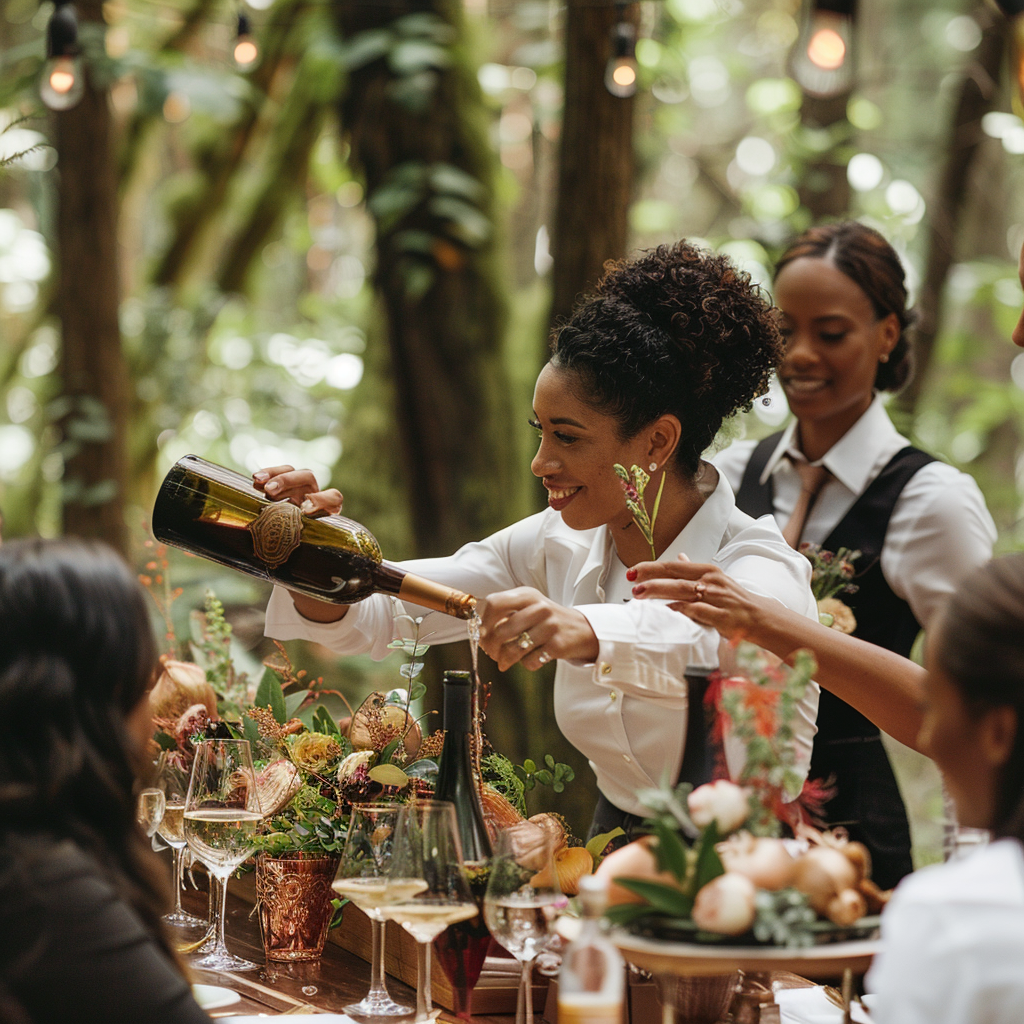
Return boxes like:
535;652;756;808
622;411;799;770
1;0;1023;849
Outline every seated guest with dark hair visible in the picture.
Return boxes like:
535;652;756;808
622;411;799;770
0;538;209;1023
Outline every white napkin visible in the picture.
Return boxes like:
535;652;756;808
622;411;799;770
775;986;872;1024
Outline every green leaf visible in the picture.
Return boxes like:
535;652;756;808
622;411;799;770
312;705;341;738
410;682;427;701
429;163;486;203
369;763;410;788
429;196;491;246
154;731;176;751
388;39;451;75
689;821;725;896
534;770;553;785
284;689;310;719
651;820;690;881
615;879;694;917
604;903;655;927
585;828;626;865
392;12;456;43
544;753;555;769
378;737;401;764
242;714;261;748
339;29;391;70
523;759;536;774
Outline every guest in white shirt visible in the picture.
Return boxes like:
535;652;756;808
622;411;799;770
256;241;820;841
866;554;1024;1024
714;222;995;887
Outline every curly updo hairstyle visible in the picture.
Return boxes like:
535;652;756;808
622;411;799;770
934;553;1024;844
774;221;915;392
550;241;783;476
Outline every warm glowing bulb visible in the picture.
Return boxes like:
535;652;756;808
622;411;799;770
807;27;846;70
234;38;258;66
612;63;637;88
49;67;75;94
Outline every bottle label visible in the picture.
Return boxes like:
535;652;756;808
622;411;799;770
249;502;304;568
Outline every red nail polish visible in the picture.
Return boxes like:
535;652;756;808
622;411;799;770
632;584;645;596
626;568;637;581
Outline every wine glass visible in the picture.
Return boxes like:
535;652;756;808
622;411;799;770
484;825;565;1024
330;803;414;1018
136;787;165;838
382;801;479;1024
154;755;208;929
184;738;263;972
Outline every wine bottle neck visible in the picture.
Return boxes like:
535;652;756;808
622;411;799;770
393;568;477;620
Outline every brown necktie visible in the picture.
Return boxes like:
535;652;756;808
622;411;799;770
782;462;830;549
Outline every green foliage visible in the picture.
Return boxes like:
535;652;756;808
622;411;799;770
254;668;288;726
515;753;575;794
482;752;527;816
253;785;347;856
751;889;816;948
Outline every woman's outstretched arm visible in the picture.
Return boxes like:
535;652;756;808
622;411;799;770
630;557;926;752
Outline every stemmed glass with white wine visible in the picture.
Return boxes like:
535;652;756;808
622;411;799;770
153;754;207;929
484;825;565;1024
330;803;418;1018
184;738;263;972
381;801;479;1024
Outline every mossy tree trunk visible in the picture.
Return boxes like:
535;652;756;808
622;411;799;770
548;0;638;331
55;0;129;554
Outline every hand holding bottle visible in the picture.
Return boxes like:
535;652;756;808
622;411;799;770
479;587;599;672
252;464;344;516
252;464;348;622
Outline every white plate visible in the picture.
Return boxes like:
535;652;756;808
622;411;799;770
193;984;242;1011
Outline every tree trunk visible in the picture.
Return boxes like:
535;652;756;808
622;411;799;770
548;0;637;330
894;7;1006;418
55;0;128;554
333;0;517;560
797;92;852;222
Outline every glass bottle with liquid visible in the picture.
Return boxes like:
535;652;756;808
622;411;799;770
558;875;625;1024
432;670;493;1019
152;454;476;618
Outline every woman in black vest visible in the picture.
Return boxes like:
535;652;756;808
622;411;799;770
711;223;996;889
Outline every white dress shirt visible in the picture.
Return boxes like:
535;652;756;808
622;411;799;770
713;396;996;631
867;838;1024;1024
265;471;820;816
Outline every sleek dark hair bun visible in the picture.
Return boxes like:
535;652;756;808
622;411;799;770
551;241;783;475
774;221;915;392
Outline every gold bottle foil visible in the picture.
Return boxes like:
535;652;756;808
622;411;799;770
255;852;341;962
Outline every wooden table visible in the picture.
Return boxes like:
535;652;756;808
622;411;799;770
181;888;522;1022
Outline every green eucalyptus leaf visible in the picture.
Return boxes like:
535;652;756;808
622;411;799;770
410;682;427;701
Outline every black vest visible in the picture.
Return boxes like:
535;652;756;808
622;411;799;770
736;435;936;740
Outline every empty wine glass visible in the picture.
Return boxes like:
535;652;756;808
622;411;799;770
382;801;478;1024
484;825;565;1024
331;803;413;1018
184;738;263;972
154;755;207;929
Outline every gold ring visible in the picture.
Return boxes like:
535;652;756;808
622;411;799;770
537;651;551;665
516;631;533;650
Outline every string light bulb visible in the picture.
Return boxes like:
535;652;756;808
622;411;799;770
605;18;638;98
233;11;259;69
791;0;857;98
40;2;84;111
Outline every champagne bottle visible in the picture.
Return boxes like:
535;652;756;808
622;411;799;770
432;670;493;1018
152;454;476;618
434;670;493;863
557;875;625;1024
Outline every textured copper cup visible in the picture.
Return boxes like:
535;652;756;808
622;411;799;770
256;852;341;962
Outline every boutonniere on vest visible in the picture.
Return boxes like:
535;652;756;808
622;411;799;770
799;543;860;634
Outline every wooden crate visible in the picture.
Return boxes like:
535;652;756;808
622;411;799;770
233;874;548;1015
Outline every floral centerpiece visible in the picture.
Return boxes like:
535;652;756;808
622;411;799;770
595;643;889;947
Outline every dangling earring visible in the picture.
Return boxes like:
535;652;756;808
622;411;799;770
649;462;658;472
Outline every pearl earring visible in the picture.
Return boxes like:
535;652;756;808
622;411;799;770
649;462;658;472
879;353;890;363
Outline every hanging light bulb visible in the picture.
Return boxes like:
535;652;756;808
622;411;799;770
791;0;857;99
233;11;259;69
40;2;84;111
605;17;638;98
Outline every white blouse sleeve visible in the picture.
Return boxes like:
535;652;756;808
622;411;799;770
881;462;996;630
264;512;551;661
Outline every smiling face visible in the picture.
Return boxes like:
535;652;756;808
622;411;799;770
530;363;657;533
773;256;899;452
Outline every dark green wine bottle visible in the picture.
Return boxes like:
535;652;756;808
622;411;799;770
151;454;477;618
435;671;493;863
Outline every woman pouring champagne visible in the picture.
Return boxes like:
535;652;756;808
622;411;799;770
258;241;821;840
